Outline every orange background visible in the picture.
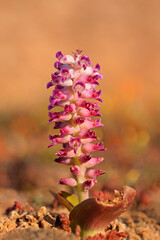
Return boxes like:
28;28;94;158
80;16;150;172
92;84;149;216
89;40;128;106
0;0;160;201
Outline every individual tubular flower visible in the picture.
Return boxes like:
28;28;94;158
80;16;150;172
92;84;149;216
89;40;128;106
59;178;77;187
47;50;106;202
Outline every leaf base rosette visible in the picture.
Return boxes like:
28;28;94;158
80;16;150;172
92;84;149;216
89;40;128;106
69;186;136;239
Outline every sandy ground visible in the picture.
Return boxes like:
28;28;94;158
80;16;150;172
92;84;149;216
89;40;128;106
0;188;160;240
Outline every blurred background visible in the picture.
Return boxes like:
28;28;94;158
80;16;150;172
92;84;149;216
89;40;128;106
0;0;160;209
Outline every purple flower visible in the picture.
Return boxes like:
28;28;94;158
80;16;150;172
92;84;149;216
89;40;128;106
47;50;106;201
76;55;91;70
56;51;63;60
60;68;71;82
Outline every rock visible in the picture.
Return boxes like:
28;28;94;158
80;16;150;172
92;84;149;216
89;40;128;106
25;214;37;223
37;206;47;221
17;221;29;229
40;219;52;228
44;213;56;226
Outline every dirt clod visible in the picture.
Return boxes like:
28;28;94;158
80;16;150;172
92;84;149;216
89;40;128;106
37;206;47;221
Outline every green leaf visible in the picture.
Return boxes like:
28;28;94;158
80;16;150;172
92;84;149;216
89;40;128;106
50;190;79;211
58;191;79;208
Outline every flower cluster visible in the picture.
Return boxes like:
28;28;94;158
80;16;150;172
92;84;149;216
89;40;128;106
47;50;106;202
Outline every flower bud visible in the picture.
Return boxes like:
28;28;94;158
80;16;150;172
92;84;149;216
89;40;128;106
59;178;77;187
86;169;106;178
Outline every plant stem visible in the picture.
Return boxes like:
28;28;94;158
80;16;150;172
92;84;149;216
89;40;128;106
74;156;88;202
76;183;89;202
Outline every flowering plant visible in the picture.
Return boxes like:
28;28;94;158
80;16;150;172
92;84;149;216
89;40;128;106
47;50;136;239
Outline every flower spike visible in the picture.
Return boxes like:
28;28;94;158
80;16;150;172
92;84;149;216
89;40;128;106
47;50;136;239
48;50;106;202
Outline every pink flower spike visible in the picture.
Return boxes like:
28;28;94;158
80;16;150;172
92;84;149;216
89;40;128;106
82;143;106;154
82;179;97;191
59;178;77;187
86;169;106;178
47;51;136;236
47;50;118;204
70;165;81;175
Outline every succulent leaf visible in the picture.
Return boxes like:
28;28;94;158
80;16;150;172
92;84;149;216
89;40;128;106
50;190;79;211
69;186;136;239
